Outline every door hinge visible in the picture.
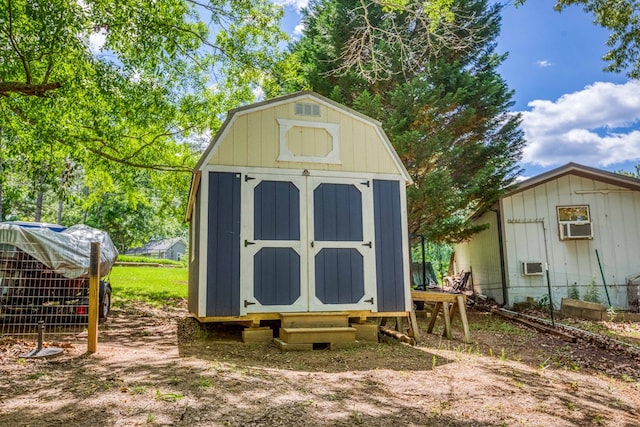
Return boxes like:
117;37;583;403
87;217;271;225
244;300;256;307
364;297;374;304
360;180;370;187
244;239;256;247
362;241;372;248
310;241;314;248
244;175;255;182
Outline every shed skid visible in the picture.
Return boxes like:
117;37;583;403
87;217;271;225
191;310;411;325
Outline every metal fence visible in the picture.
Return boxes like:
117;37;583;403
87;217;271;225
0;244;92;347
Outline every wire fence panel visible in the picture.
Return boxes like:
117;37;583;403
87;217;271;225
0;245;90;341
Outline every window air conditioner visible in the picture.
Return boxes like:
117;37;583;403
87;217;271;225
522;261;544;276
560;222;593;240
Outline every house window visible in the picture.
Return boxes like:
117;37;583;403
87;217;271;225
557;205;593;240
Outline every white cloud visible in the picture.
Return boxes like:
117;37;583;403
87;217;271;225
252;86;266;101
536;60;552;68
271;0;309;12
520;81;640;168
89;29;107;53
293;23;306;36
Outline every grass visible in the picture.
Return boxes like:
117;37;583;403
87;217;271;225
108;265;188;308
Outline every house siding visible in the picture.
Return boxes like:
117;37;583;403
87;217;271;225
454;210;504;304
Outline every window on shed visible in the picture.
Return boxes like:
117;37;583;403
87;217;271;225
557;205;593;240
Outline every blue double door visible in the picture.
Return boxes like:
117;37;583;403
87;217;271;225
241;173;376;314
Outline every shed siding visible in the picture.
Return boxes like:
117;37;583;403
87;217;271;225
209;101;398;175
206;172;241;316
188;189;201;314
373;180;406;312
454;210;504;304
502;175;640;307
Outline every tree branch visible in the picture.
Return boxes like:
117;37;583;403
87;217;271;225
84;145;193;172
7;0;32;84
0;82;62;96
6;104;193;172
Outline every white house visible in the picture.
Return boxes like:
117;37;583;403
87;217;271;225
126;237;187;261
454;163;640;308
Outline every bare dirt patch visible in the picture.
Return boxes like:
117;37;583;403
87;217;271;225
1;301;639;427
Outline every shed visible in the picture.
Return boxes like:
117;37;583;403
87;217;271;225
126;237;187;261
454;163;640;308
185;91;413;327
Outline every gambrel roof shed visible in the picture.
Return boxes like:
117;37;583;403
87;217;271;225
186;91;413;322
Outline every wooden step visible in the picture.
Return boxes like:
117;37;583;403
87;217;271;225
279;312;350;328
279;327;356;346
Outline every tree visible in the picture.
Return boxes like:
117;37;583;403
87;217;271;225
1;0;289;170
291;0;525;242
292;0;491;84
0;0;292;243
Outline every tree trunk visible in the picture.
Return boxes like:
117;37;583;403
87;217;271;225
57;199;63;225
35;175;43;222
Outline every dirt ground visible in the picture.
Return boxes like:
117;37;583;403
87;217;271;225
1;301;639;427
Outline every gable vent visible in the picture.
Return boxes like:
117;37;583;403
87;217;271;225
294;102;320;116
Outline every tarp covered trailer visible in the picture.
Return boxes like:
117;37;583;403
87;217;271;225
0;223;118;325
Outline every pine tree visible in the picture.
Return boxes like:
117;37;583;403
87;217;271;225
291;0;525;242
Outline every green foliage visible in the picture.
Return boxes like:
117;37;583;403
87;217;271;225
410;240;452;283
291;0;524;242
109;266;187;307
0;0;293;246
583;277;602;304
535;294;557;311
568;282;580;300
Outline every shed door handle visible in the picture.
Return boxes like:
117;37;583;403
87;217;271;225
244;240;255;247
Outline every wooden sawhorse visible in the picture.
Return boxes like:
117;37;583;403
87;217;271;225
411;291;471;343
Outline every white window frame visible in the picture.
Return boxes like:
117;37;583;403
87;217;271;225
557;205;593;240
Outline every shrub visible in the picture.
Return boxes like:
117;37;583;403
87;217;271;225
583;277;601;304
116;254;182;266
568;282;580;300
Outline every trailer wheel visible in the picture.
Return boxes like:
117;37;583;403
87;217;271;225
99;283;112;322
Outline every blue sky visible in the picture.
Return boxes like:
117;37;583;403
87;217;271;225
275;0;640;178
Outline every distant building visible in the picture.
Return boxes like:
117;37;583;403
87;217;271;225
126;237;187;261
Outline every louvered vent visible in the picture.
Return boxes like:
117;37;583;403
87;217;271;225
294;102;320;116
